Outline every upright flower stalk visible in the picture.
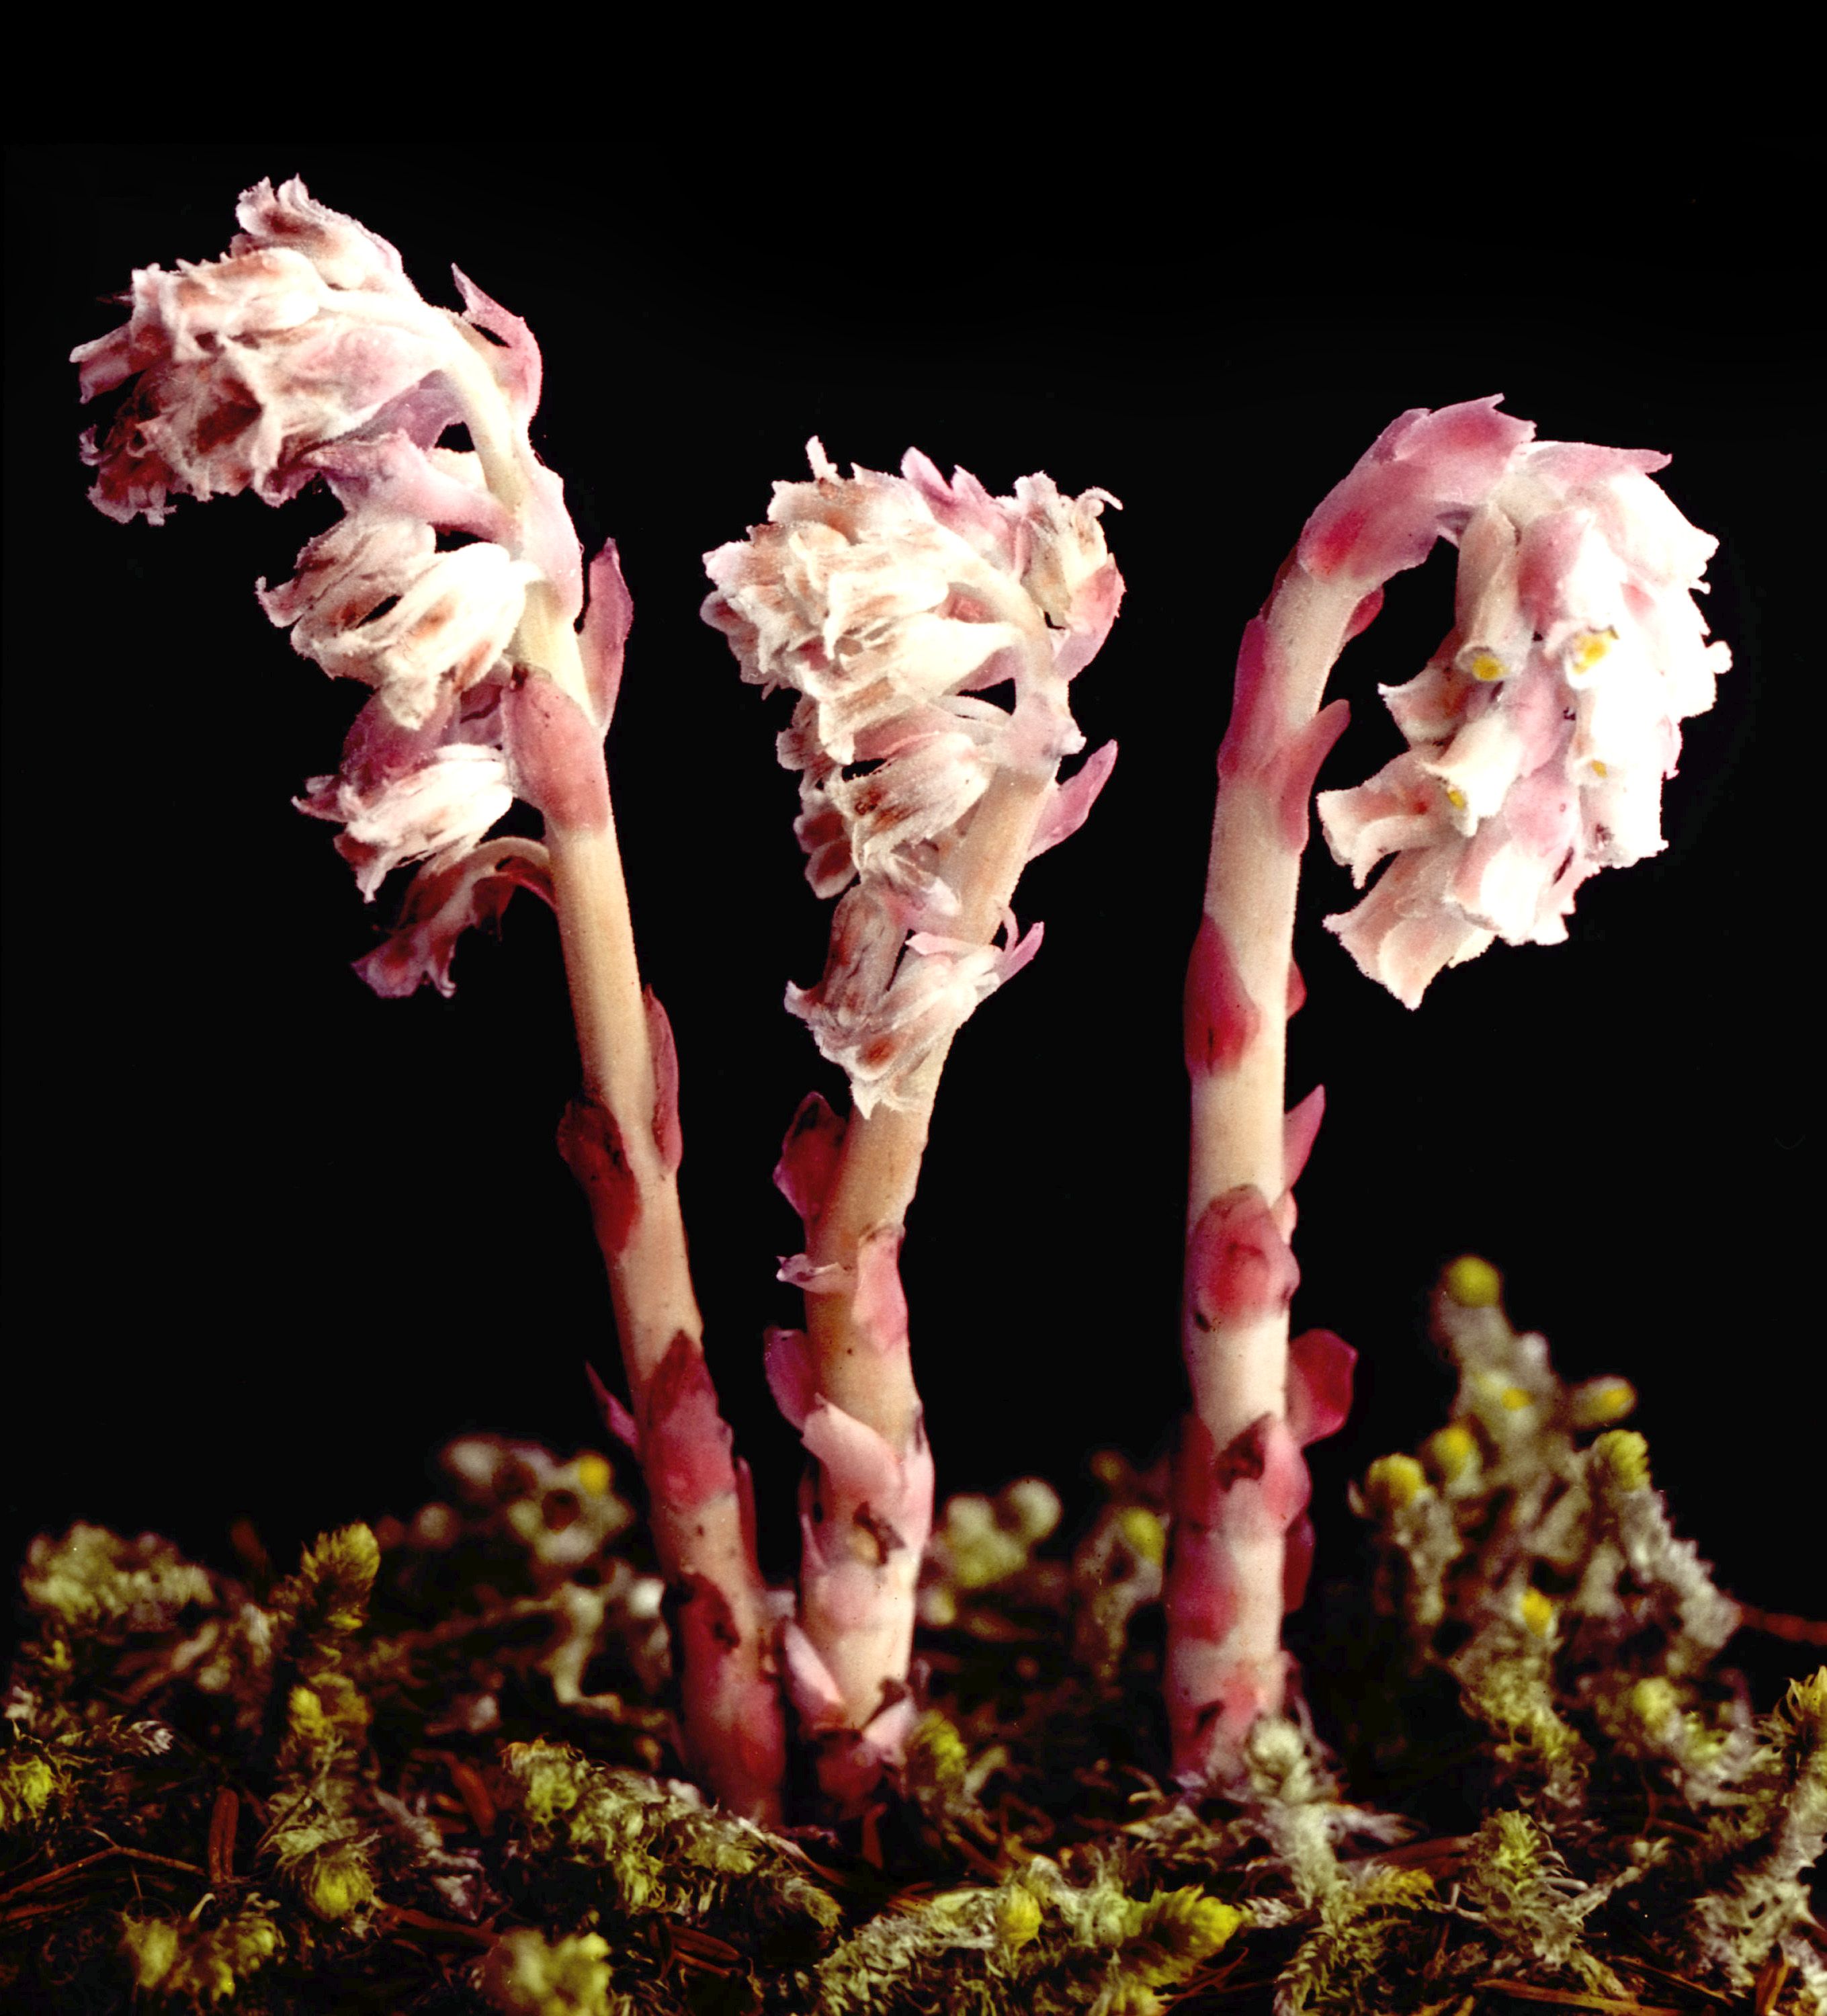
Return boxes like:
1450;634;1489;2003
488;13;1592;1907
1171;396;1730;1787
704;445;1122;1799
73;179;785;1820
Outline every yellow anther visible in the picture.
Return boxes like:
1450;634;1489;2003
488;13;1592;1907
1118;1506;1166;1566
1570;1376;1636;1428
1571;629;1615;673
1521;1587;1556;1637
1443;1255;1502;1308
574;1453;612;1497
1590;759;1607;778
1365;1454;1429;1514
1499;1386;1533;1413
1592;1429;1651;1493
1423;1424;1481;1484
1468;651;1505;682
1445;786;1468;810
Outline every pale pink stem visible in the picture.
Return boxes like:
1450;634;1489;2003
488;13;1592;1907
1166;396;1535;1784
552;809;785;1825
779;762;1055;1804
1166;562;1363;1787
450;368;786;1824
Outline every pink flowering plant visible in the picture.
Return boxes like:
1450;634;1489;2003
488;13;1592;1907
34;172;1826;2014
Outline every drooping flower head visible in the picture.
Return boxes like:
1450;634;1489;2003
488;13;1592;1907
74;177;630;995
703;442;1123;1112
1304;401;1730;1006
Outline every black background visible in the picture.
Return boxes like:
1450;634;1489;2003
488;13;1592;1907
5;144;1819;1675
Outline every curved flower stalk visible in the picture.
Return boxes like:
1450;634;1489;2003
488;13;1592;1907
1172;396;1729;1788
704;444;1122;1799
73;178;785;1821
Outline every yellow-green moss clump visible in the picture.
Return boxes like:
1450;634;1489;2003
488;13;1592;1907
120;1902;284;2005
3;1332;1823;2012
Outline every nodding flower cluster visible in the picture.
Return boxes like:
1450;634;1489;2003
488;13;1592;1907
703;443;1123;1114
73;175;629;1001
1309;411;1730;1007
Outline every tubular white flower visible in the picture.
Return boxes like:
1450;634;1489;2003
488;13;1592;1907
704;441;1121;1112
1316;440;1730;1007
301;744;515;899
267;526;538;730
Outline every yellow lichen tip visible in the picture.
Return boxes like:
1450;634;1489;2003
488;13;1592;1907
480;1928;614;2016
287;1684;329;1742
502;1741;585;1826
1570;1376;1637;1428
1127;1887;1247;1984
1498;1385;1533;1413
1468;650;1506;681
1520;1587;1556;1638
919;1585;959;1628
122;1919;183;1992
1002;1477;1064;1543
300;1843;376;1922
1443;1255;1502;1307
1629;1676;1679;1736
1446;786;1468;809
1365;1454;1430;1515
573;1452;613;1498
1592;1429;1651;1494
906;1711;970;1793
1785;1669;1827;1732
994;1883;1045;1950
0;1751;59;1831
1422;1424;1481;1485
1118;1505;1167;1566
296;1522;380;1633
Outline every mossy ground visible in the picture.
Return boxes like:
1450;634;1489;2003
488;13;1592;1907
4;1271;1823;2013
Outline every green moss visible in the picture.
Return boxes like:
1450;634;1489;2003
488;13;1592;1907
1682;1667;1827;1989
811;1857;1243;2016
500;1738;841;1941
1457;1809;1619;1992
1275;1863;1436;2013
22;1524;215;1638
3;1340;1822;2013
